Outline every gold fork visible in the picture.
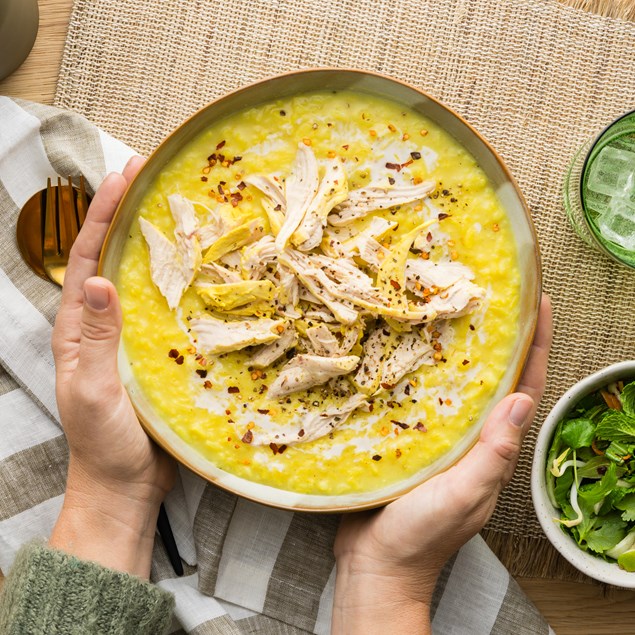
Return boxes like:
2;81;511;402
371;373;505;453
42;176;90;286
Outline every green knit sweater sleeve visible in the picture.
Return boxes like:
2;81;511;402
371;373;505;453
0;542;175;635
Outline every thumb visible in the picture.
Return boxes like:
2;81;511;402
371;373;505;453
458;393;534;498
77;277;123;383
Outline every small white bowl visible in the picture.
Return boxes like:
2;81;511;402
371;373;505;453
532;360;635;587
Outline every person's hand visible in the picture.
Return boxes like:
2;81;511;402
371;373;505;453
49;157;175;578
332;295;553;634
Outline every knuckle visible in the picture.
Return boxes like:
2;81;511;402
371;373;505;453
492;436;521;463
81;316;118;343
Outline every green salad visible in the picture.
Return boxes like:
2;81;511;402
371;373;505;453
547;378;635;571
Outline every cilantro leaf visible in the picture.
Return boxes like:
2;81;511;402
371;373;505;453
583;512;627;553
596;411;635;444
615;493;635;522
576;495;599;545
561;418;595;449
578;462;618;507
622;381;635;418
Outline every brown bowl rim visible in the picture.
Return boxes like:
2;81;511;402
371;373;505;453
99;67;542;513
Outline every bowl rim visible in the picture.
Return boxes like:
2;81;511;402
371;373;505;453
99;67;542;512
531;360;635;587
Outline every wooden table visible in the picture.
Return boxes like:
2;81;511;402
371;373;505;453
3;1;635;632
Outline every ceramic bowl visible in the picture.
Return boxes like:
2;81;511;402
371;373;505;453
100;69;541;512
532;360;635;587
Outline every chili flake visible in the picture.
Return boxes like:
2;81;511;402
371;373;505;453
196;369;208;378
216;140;226;150
168;348;179;358
414;422;427;432
241;430;253;444
228;386;240;394
372;454;382;461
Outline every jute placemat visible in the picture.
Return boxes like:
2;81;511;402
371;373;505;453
54;0;635;581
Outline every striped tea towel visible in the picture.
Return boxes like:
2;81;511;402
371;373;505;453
0;96;553;635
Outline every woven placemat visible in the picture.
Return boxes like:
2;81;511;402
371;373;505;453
54;0;635;580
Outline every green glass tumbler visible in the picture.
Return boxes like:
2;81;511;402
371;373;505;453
564;110;635;270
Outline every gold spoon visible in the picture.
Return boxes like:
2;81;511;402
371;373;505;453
16;176;91;286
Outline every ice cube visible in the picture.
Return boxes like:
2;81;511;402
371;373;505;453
597;197;635;251
583;187;611;217
586;146;635;198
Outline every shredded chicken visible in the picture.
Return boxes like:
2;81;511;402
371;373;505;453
275;144;319;250
252;393;368;445
140;135;488;444
268;354;360;399
196;205;227;250
241;235;276;280
244;175;286;210
251;328;298;368
279;250;359;324
139;195;202;310
292;157;348;250
197;262;243;285
381;331;435;387
328;217;398;258
329;180;436;225
354;325;433;394
305;324;359;357
190;315;285;355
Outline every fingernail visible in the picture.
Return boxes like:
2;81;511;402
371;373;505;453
509;398;533;428
84;280;110;310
